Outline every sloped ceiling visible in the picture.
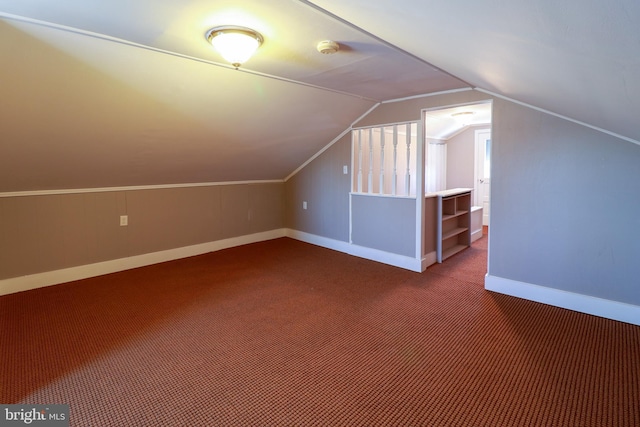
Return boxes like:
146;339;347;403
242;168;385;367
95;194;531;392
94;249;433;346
311;0;640;142
426;103;492;140
1;0;638;193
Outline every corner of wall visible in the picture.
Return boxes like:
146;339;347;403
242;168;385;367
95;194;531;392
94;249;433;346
0;229;286;297
485;274;640;326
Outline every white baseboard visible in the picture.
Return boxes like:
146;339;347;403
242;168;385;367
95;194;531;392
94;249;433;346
485;274;640;326
422;251;437;270
0;229;286;296
471;229;483;243
285;229;423;272
285;229;351;254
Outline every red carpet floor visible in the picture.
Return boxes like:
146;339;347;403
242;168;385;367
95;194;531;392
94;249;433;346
1;236;638;426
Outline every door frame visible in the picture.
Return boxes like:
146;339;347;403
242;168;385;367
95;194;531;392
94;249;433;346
474;128;492;226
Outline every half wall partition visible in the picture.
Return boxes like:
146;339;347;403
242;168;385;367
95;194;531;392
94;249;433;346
349;121;426;271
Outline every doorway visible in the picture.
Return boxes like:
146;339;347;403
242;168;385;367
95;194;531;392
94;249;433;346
423;101;492;199
474;129;491;226
423;101;492;258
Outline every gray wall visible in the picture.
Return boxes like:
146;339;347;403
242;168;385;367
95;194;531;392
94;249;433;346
351;195;416;257
284;133;351;242
491;100;640;305
446;126;490;190
284;130;420;258
0;183;284;280
286;88;640;308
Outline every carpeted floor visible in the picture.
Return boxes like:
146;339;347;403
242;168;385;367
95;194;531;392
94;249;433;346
1;236;638;426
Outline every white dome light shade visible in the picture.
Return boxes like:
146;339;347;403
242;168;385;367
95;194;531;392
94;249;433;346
206;26;263;68
451;111;475;125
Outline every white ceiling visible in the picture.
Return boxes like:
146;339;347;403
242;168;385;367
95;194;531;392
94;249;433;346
425;103;492;140
1;0;638;192
311;0;640;141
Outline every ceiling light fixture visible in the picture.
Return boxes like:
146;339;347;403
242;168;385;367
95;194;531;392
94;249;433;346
451;111;475;119
451;111;475;125
205;26;263;68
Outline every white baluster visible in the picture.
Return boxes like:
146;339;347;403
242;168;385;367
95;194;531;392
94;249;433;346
379;129;385;194
357;129;363;193
392;126;398;196
405;123;411;196
368;128;374;193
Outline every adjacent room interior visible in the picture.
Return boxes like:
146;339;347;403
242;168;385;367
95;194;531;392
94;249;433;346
1;1;639;425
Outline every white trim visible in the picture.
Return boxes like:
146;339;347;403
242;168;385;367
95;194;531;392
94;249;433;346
286;229;351;254
421;99;491;114
284;126;351;182
350;192;416;200
0;229;286;296
422;251;437;270
350;243;422;272
475;88;640;146
382;88;474;104
471;229;483;243
0;12;378;103
285;103;381;182
286;229;422;272
0;180;284;198
415;119;425;260
352;119;419;131
485;274;640;326
474;128;492;226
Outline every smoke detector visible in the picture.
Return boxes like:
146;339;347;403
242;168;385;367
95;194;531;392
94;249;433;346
316;40;340;54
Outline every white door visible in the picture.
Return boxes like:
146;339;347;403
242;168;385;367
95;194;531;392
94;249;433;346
475;129;491;226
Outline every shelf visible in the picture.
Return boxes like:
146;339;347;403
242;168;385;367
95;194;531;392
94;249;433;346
442;198;456;216
442;210;469;221
442;227;469;240
442;244;468;260
432;188;473;198
436;190;472;263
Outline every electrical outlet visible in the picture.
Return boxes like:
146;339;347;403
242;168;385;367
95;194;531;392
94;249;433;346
343;165;348;174
303;201;307;210
120;215;128;226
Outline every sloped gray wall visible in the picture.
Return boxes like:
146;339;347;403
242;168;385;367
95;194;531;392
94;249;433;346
491;100;640;305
